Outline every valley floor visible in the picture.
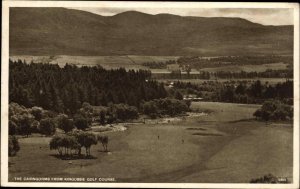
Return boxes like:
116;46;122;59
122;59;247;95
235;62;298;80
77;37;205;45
8;102;293;183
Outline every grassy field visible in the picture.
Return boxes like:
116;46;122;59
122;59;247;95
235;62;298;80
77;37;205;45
9;102;293;183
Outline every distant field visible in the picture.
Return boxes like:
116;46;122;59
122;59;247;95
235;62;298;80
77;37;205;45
9;102;293;183
199;62;288;72
9;55;178;70
9;56;289;74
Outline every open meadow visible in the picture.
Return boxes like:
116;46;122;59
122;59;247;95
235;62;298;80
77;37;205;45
9;102;293;183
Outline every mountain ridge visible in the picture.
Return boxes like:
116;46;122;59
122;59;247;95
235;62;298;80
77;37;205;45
10;7;293;56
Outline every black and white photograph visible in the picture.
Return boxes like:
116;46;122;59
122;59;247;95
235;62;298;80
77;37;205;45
1;1;299;188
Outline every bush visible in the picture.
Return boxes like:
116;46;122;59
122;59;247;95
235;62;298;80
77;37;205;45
9;135;20;156
39;118;56;136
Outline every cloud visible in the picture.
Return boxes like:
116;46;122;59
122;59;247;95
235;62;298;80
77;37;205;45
70;7;293;25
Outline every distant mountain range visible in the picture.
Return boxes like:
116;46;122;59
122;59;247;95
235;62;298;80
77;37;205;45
10;8;293;56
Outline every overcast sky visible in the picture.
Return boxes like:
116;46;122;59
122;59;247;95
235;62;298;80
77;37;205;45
71;7;293;26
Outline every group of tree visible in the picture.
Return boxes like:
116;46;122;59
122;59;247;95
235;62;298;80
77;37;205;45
9;102;57;137
212;69;293;79
152;69;292;80
253;100;293;122
49;131;108;158
9;102;96;138
217;80;293;104
173;80;293;105
9;60;167;114
141;97;190;118
142;60;176;69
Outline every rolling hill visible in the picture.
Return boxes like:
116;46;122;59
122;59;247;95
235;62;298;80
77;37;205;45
9;8;293;56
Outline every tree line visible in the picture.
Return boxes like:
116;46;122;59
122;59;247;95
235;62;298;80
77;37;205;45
142;60;176;69
151;69;292;80
211;69;293;79
173;80;293;104
177;55;293;69
9;59;167;114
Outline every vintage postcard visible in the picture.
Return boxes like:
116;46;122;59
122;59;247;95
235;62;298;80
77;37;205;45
1;1;299;188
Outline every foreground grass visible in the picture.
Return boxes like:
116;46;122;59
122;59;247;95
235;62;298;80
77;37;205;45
9;102;293;183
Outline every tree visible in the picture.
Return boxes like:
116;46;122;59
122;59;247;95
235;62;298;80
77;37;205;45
99;110;106;125
174;91;183;100
50;135;79;157
57;114;74;133
82;133;98;156
30;106;43;121
74;115;89;130
78;102;93;124
261;111;271;124
39;118;56;136
18;115;33;137
253;100;293;122
73;132;97;156
9;120;18;135
30;120;40;133
142;101;158;118
235;84;246;95
9;135;20;156
250;80;262;98
98;135;109;152
50;135;64;156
